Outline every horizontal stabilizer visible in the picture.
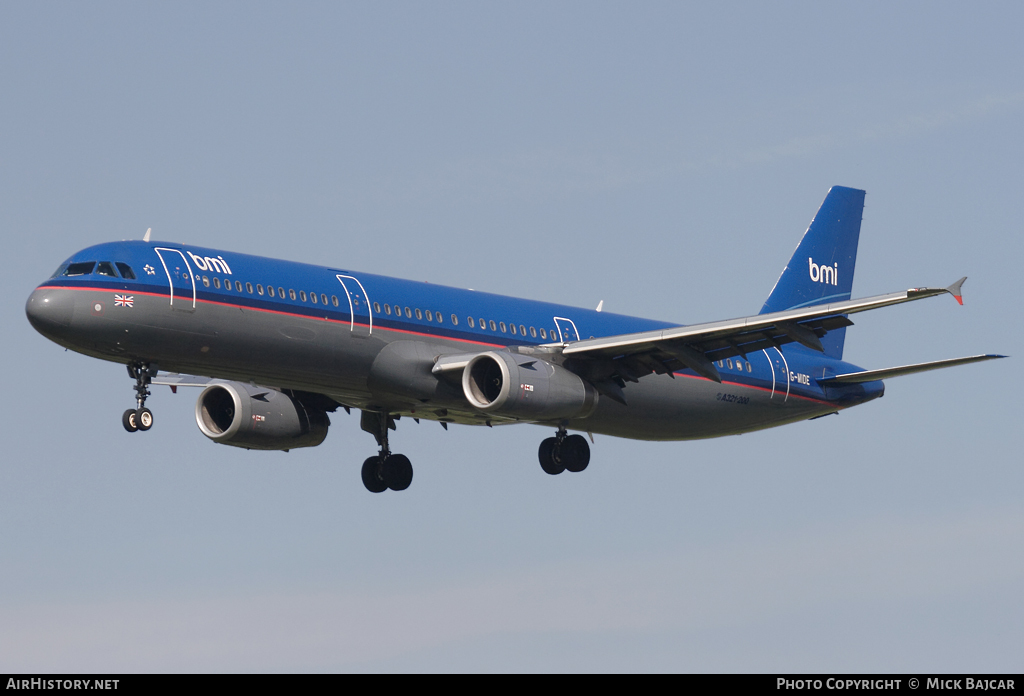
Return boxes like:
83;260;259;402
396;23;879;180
817;354;1006;385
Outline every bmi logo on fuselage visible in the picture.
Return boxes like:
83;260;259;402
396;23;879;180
808;257;838;286
187;251;233;275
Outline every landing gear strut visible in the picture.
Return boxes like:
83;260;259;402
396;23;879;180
360;411;414;493
538;426;590;475
122;361;156;433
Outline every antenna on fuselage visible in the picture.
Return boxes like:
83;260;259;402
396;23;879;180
596;300;604;312
143;228;152;242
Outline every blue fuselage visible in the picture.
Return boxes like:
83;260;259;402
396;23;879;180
26;240;884;440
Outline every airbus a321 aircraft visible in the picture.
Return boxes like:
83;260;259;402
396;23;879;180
26;187;1003;493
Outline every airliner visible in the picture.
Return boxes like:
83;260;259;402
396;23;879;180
25;187;1004;493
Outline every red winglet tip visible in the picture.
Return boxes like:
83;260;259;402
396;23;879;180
954;295;963;306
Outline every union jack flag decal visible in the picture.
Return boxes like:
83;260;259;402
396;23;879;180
114;294;134;308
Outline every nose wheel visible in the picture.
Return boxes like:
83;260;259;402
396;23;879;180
122;362;156;433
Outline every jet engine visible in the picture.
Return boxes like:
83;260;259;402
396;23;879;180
462;352;599;421
195;382;329;450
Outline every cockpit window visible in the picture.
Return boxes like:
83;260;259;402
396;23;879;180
50;265;67;279
115;263;136;280
63;262;95;276
96;262;117;277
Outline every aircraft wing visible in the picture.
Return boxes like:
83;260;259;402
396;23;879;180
559;278;969;394
151;373;215;389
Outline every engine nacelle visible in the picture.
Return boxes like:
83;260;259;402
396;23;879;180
462;352;599;421
195;382;329;450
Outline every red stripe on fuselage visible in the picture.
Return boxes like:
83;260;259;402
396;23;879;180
37;283;837;406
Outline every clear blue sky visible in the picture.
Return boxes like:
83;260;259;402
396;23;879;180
2;2;1021;672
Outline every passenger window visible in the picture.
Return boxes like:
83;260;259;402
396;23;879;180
257;284;264;295
510;324;517;335
530;327;537;338
405;307;412;318
279;287;285;298
213;277;221;289
299;290;307;302
489;320;497;331
726;359;733;369
539;328;547;339
115;263;136;279
202;276;210;287
451;314;458;325
332;295;339;307
717;360;724;368
310;292;318;304
63;262;95;276
425;309;432;321
519;325;526;336
374;302;381;313
289;289;296;300
384;304;391;315
235;281;243;292
746;361;752;372
480;319;486;330
246;282;253;294
321;293;327;305
414;308;422;320
436;312;443;323
268;286;275;297
499;322;507;333
467;317;475;328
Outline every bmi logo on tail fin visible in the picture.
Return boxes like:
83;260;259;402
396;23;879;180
760;186;866;359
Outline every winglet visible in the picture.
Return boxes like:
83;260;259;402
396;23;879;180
946;276;967;305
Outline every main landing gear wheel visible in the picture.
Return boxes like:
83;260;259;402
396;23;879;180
359;412;415;493
136;407;153;431
361;456;388;493
539;437;565;475
122;409;139;433
538;429;591;475
562;434;590;472
360;454;414;493
383;454;413;491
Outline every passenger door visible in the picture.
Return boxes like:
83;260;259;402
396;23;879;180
334;274;373;337
153;248;196;312
553;316;581;344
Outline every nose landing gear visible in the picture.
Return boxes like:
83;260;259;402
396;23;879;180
538;427;590;475
122;362;156;433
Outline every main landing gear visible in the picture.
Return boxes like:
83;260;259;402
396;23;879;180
538;427;590;475
360;411;413;493
122;361;156;433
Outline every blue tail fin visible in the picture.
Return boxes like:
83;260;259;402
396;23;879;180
760;186;865;359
